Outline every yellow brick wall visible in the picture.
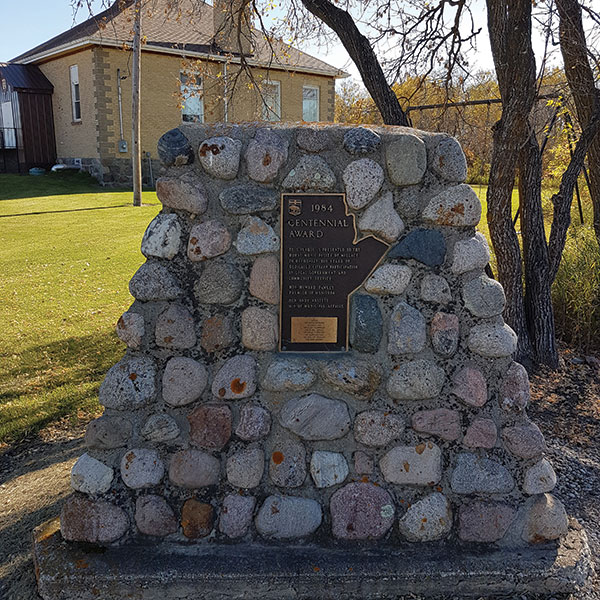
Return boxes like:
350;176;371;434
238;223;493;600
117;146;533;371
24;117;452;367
38;49;98;159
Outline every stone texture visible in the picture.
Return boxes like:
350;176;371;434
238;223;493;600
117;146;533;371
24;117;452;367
246;128;288;183
463;418;497;449
420;274;452;305
354;410;404;447
241;306;278;350
200;314;235;353
279;394;351;440
500;361;530;413
168;449;220;488
181;499;214;538
387;360;445;401
155;304;196;350
129;262;182;301
135;495;177;537
194;261;244;305
198;136;242;179
343;127;381;155
188;404;232;450
365;264;412;295
162;357;207;407
99;356;156;409
310;451;349;488
269;438;306;487
330;482;395;540
385;134;427;186
380;443;442;485
354;451;374;474
451;366;487;407
141;214;181;260
235;404;272;441
411;408;461;441
234;216;280;255
219;494;256;538
297;127;330;152
187;220;231;261
358;192;405;243
523;459;557;495
523;494;568;543
388;301;427;354
388;229;446;267
320;360;381;400
463;275;506;318
398;492;452;542
60;496;129;543
468;322;518;358
212;355;257;400
451;232;491;274
502;423;546;459
116;311;145;348
430;137;467;182
157;128;194;166
261;360;315;392
342;158;384;210
141;414;180;443
350;294;382;353
430;312;460;357
451;453;515;494
256;496;322;539
85;415;132;449
70;453;113;495
249;255;279;304
219;185;278;214
282;155;336;191
156;176;207;214
422;184;481;227
458;501;516;543
120;448;164;489
227;447;265;488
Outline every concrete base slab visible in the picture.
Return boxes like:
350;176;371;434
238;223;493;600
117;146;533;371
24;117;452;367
34;518;592;600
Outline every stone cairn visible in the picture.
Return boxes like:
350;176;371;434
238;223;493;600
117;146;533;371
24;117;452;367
62;123;568;547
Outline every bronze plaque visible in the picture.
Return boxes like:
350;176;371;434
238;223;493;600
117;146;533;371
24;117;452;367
280;193;389;352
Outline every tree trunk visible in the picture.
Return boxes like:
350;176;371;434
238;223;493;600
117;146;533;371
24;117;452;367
556;0;600;246
131;0;142;207
298;0;409;126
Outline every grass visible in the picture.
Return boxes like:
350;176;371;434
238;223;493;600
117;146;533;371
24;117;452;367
0;173;160;445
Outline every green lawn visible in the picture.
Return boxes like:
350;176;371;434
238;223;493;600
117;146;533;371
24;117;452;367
0;173;160;445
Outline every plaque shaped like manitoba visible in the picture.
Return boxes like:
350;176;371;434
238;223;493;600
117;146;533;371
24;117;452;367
34;124;591;600
281;193;388;351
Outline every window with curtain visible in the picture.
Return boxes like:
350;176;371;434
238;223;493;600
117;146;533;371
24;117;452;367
180;73;204;123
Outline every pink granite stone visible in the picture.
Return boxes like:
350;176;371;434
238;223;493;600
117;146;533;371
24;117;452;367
451;366;487;407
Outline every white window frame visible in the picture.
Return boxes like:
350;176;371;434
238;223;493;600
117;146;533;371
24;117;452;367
70;65;81;122
262;80;281;122
302;84;320;122
180;72;204;123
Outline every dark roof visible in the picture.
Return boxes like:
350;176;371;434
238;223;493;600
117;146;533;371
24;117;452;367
0;63;53;91
11;0;346;77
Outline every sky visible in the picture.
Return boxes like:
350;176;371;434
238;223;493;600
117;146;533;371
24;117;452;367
0;0;497;85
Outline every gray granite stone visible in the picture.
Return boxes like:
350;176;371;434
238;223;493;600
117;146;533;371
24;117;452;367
129;262;183;301
523;459;557;495
141;414;180;443
463;275;506;318
269;438;306;487
249;255;279;304
85;415;132;449
279;394;351;440
388;302;427;355
99;356;157;409
60;496;129;543
219;494;256;538
350;294;382;353
343;158;384;210
385;134;427;186
388;229;446;267
420;274;452;305
70;453;113;495
198;136;242;179
261;359;316;392
157;128;194;166
422;184;481;227
523;494;568;543
155;304;196;349
320;360;381;400
502;422;546;459
343;127;381;155
246;128;288;183
162;357;207;407
411;408;461;441
212;355;257;400
234;216;280;255
120;448;164;489
194;261;244;305
297;127;330;152
500;361;530;413
365;264;412;295
241;306;278;351
459;501;516;542
235;404;271;441
468;322;518;358
227;447;265;489
451;453;515;494
354;451;374;474
430;312;460;357
200;314;235;353
380;443;442;485
387;360;445;400
282;155;336;191
116;312;145;349
358;192;405;243
354;410;404;447
135;495;178;537
168;449;220;488
155;176;207;214
451;232;490;274
398;492;452;542
310;451;349;488
187;220;231;261
256;496;322;539
141;214;181;260
219;185;278;215
430;137;467;182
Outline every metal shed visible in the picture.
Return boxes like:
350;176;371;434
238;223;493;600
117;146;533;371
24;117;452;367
0;63;56;173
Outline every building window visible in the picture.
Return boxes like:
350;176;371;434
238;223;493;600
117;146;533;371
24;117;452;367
70;65;81;121
262;80;281;121
302;85;319;122
180;73;204;123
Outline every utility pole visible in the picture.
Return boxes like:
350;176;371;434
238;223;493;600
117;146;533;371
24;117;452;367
131;0;142;207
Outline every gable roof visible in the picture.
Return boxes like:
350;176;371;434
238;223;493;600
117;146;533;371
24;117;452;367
0;63;53;91
11;0;347;78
